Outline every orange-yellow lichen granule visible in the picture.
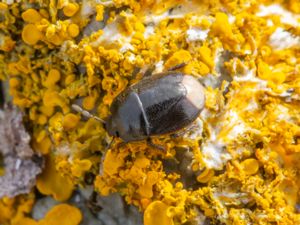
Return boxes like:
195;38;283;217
36;155;74;201
71;159;92;177
62;113;80;130
65;74;76;85
164;50;192;69
21;9;42;23
199;46;214;70
22;24;42;45
14;217;39;225
0;2;8;10
96;5;105;21
241;158;259;175
144;201;174;225
257;60;286;84
196;169;215;183
39;204;82;225
63;3;79;17
45;69;61;87
82;93;99;110
9;77;20;88
13;204;82;225
68;24;80;38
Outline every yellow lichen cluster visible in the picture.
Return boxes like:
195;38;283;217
95;148;165;202
20;5;81;46
0;194;35;225
1;0;300;224
0;194;81;225
14;204;82;225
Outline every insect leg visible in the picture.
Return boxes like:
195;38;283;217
106;136;115;151
170;118;203;139
86;191;103;216
170;122;198;138
147;138;166;151
71;104;106;124
131;67;141;79
168;62;187;71
144;65;156;77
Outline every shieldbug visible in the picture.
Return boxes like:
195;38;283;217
72;66;205;149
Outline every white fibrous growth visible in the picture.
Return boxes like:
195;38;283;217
186;28;209;42
269;28;300;50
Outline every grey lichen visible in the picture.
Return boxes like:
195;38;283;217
0;105;43;198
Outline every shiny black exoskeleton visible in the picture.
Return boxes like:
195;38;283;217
106;71;205;143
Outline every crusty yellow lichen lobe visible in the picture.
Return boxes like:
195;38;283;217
22;24;42;46
210;12;244;51
22;9;42;23
144;201;174;225
0;193;36;225
95;146;165;203
36;155;74;201
15;204;82;225
63;3;80;17
39;204;82;225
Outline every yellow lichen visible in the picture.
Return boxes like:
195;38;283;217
36;155;74;201
22;24;42;45
82;90;99;110
0;36;15;52
0;2;8;10
0;194;36;225
32;130;52;155
44;69;61;87
39;204;82;225
68;24;80;38
211;12;244;51
198;45;214;70
16;204;82;225
63;3;79;17
13;217;38;225
257;59;286;84
0;198;14;224
196;169;215;183
21;9;42;23
102;150;126;176
9;77;20;88
70;159;92;178
144;201;174;225
96;5;105;21
164;50;192;69
43;90;68;111
62;113;80;130
240;158;259;175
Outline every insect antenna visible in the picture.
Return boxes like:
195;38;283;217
71;104;106;124
106;136;115;151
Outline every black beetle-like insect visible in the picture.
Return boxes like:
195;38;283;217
73;69;205;148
